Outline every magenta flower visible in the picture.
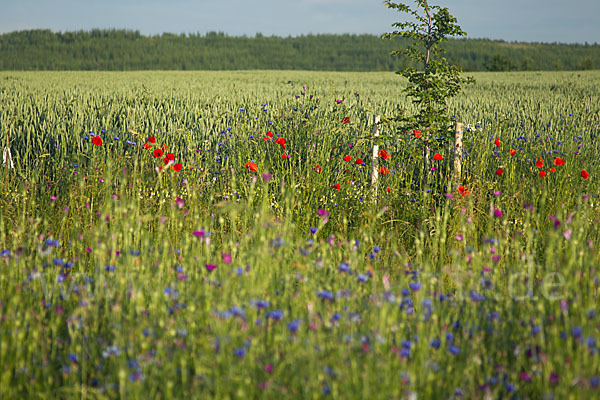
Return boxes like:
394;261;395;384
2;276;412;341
193;230;205;237
493;209;503;218
318;208;330;217
205;264;217;272
519;372;532;382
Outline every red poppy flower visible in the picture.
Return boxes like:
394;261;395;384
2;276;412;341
244;161;258;173
494;138;501;147
314;164;321;173
166;153;175;161
458;186;470;197
554;157;565;166
510;148;516;156
147;136;156;144
343;155;352;162
539;170;547;177
386;187;391;193
163;157;170;165
341;116;350;124
275;137;286;150
153;148;163;158
413;130;422;139
581;169;589;180
378;149;390;160
536;158;544;168
355;158;364;165
549;167;556;173
378;166;389;175
264;131;273;141
162;144;167;150
281;154;288;159
433;153;443;161
143;143;152;149
496;168;504;177
173;163;183;172
92;136;103;146
332;183;341;191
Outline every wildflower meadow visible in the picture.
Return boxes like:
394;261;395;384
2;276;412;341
1;70;600;398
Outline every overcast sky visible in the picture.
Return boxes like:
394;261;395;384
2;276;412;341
0;0;598;44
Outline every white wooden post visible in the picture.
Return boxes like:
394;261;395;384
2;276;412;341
453;122;463;184
2;146;13;169
371;115;381;197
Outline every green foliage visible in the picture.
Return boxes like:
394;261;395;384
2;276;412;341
484;54;517;71
0;29;600;72
383;0;474;136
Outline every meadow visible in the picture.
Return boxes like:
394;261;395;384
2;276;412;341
1;70;600;399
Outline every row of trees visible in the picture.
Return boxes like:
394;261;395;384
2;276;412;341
0;29;597;71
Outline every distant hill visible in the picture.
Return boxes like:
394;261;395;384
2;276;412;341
0;29;598;71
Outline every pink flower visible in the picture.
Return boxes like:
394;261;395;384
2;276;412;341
222;253;232;264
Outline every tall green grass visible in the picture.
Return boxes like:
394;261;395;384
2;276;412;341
0;70;599;399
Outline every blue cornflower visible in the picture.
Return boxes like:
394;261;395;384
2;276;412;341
357;274;368;283
234;348;246;357
317;290;334;301
230;306;245;318
430;338;441;349
287;319;301;332
253;300;270;309
266;310;284;320
588;337;596;349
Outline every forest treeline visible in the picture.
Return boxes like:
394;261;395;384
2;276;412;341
0;29;598;71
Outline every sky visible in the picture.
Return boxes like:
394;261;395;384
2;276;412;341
0;0;598;44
